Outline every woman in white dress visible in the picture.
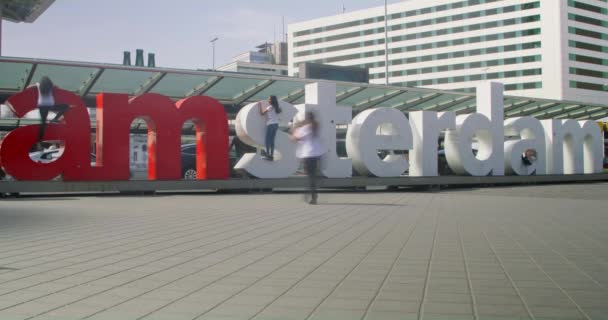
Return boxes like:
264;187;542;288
291;112;325;204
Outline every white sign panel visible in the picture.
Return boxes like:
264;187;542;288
233;82;604;178
234;100;299;178
346;108;412;177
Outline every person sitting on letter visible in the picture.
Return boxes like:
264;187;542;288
521;148;537;166
35;76;73;150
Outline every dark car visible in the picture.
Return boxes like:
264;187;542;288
181;138;255;179
180;144;198;180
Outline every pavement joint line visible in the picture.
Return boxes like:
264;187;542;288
0;204;269;266
0;205;286;286
31;203;358;319
193;205;396;320
0;210;232;267
457;211;479;320
0;202;191;236
21;203;355;319
0;208;223;255
0;201;258;245
0;217;164;253
549;217;607;249
482;231;536;320
518;221;608;291
0;202;270;249
0;207;255;267
294;196;407;320
416;197;441;320
359;195;431;320
0;203;318;303
0;186;606;320
546;206;608;247
125;203;379;320
494;205;608;274
3;202;307;263
496;224;593;320
539;210;608;269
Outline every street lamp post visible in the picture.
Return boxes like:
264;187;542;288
210;37;219;70
482;67;490;81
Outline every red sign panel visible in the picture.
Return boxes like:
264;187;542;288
0;87;230;181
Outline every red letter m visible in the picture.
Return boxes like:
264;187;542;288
97;93;230;180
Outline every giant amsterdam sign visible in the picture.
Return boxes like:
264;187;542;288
0;82;604;181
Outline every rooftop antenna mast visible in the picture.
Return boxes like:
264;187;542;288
282;16;286;42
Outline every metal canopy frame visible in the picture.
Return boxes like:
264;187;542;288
583;110;608;120
186;76;223;97
394;93;443;111
432;96;476;112
336;87;366;103
134;72;167;96
0;57;607;121
353;90;406;112
507;102;562;118
22;63;38;88
232;79;275;106
78;69;105;97
504;100;536;113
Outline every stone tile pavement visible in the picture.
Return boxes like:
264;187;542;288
0;183;606;320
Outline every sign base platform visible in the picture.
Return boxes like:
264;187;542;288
1;174;607;195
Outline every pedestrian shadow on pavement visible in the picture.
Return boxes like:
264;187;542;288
318;202;406;207
0;207;85;229
0;197;80;201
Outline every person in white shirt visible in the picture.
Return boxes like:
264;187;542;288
36;76;71;150
291;112;325;204
258;95;281;161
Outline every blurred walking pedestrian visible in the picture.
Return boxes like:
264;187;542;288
291;111;325;204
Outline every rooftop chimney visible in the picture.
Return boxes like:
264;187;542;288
123;51;132;66
135;49;144;67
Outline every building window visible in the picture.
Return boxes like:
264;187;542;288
570;81;608;92
568;13;608;28
293;1;539;44
569;40;608;53
569;54;608;66
568;1;608;15
569;27;608;41
570;68;607;79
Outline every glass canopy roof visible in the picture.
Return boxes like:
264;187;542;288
1;57;607;121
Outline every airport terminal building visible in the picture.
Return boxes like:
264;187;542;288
288;0;608;108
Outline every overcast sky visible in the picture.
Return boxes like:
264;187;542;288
3;0;401;69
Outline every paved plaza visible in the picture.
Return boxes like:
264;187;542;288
0;183;607;320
